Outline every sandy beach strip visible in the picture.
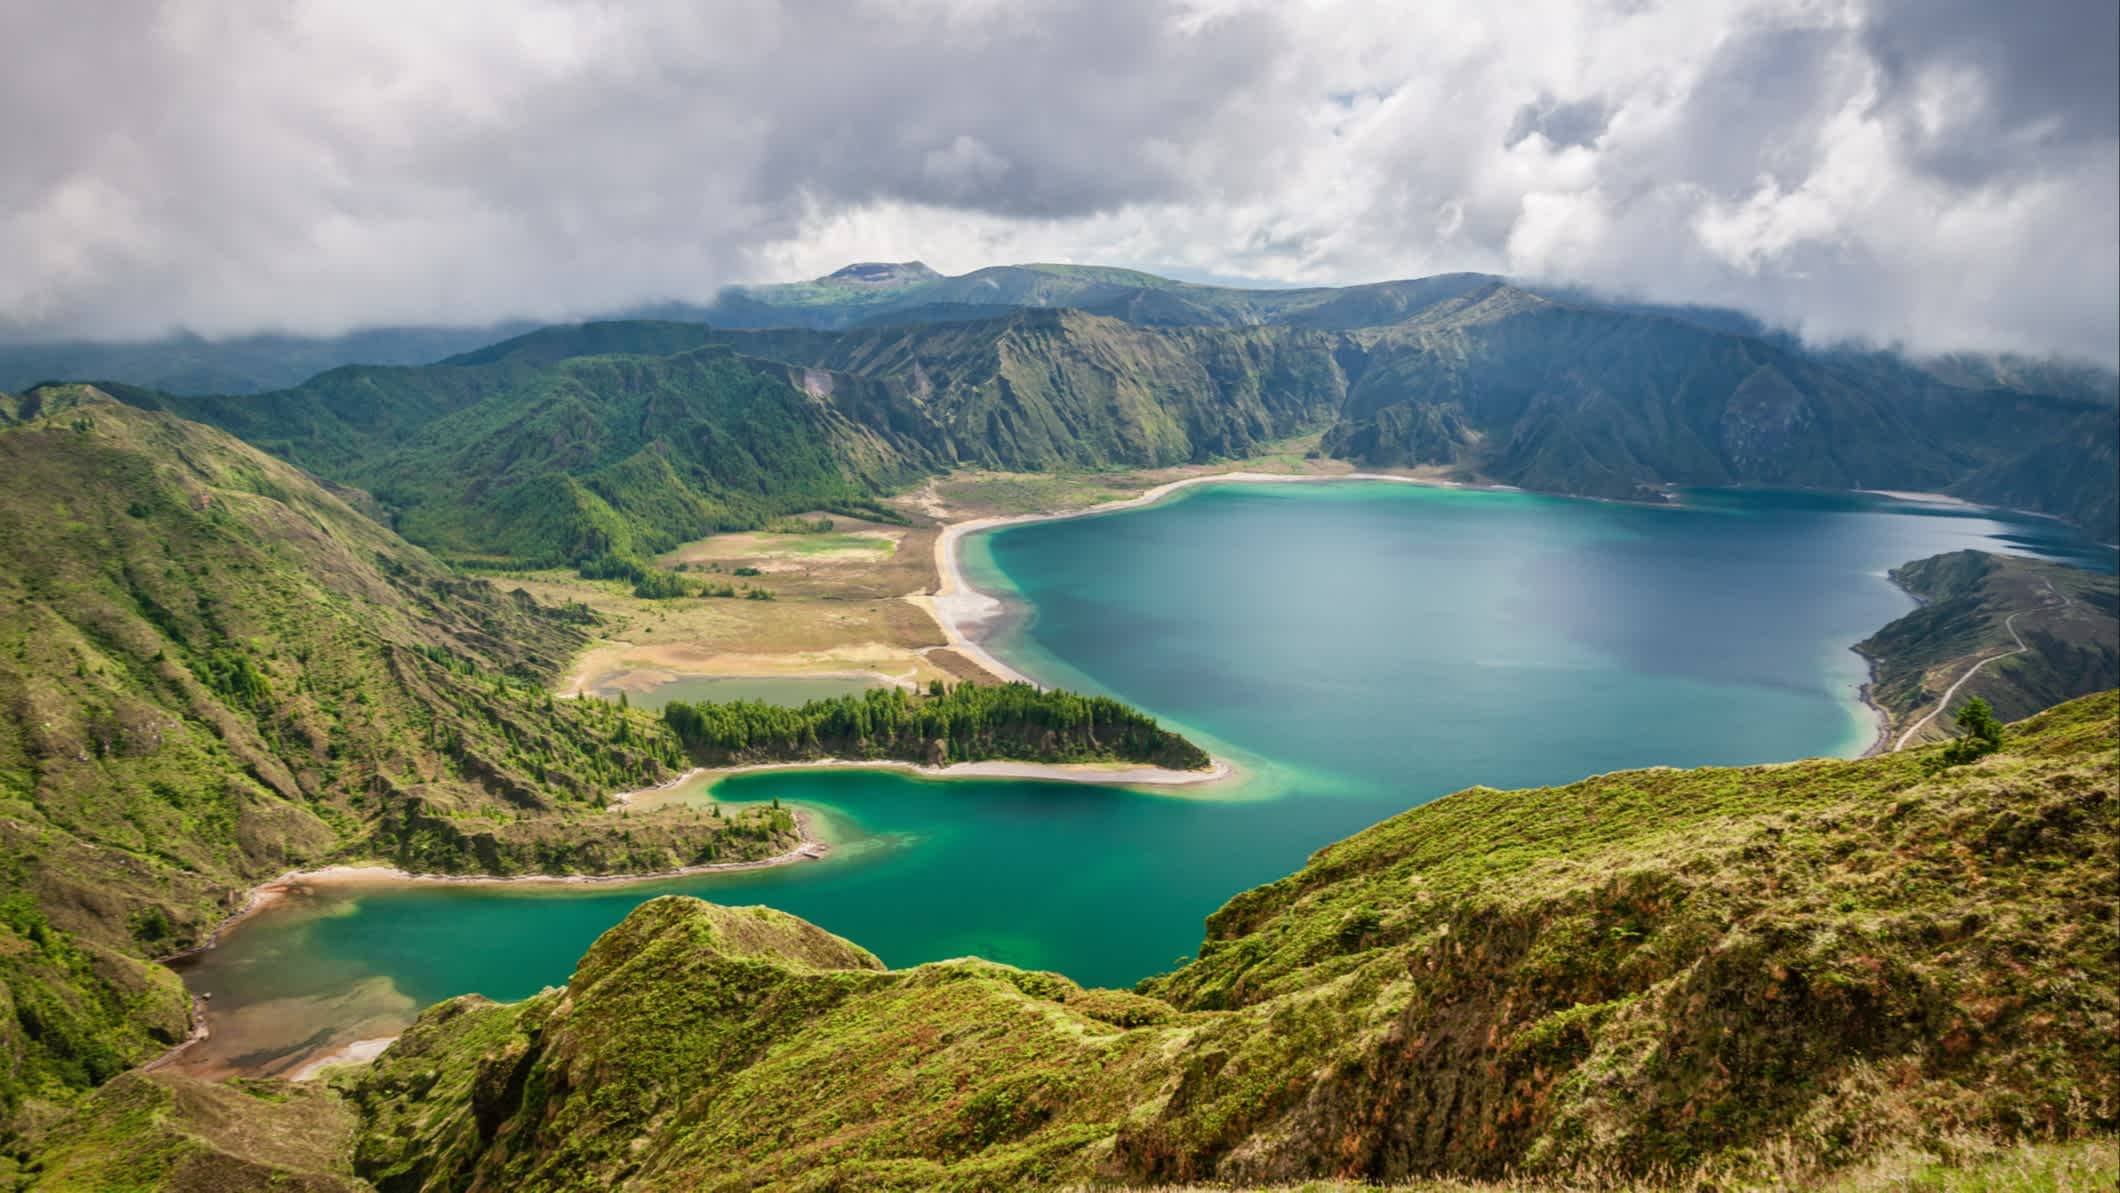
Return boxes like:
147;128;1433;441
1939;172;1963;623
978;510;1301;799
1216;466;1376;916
253;832;828;895
911;469;1498;689
290;1036;398;1082
620;756;1237;804
1854;663;1896;758
1858;488;1984;507
168;810;829;963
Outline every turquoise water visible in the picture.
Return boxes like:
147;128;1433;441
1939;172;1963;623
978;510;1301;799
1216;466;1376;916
586;673;886;710
171;484;2113;1074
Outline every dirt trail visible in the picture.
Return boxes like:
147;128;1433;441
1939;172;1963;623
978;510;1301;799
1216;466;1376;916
1892;581;2070;751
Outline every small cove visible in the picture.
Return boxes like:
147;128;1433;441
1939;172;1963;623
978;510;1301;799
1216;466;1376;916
169;482;2115;1076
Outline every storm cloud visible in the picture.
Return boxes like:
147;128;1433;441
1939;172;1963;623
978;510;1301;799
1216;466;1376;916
3;0;2114;364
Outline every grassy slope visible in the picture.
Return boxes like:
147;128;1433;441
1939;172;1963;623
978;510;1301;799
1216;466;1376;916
1858;550;2119;742
0;393;804;1139
706;308;1353;471
21;1072;368;1192
725;267;2115;535
709;294;2117;537
331;692;2115;1191
112;310;1362;565
1330;286;2114;526
116;347;909;566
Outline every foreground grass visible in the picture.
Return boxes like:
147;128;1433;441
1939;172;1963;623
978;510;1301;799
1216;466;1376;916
1064;1137;2118;1190
317;693;2114;1191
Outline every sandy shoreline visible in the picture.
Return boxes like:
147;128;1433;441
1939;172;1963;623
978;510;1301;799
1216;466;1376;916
557;472;1469;786
621;756;1236;803
164;809;828;970
1855;661;1895;758
248;829;828;897
1852;567;1928;758
289;1036;398;1082
148;810;826;1076
1858;488;1983;508
910;470;1506;690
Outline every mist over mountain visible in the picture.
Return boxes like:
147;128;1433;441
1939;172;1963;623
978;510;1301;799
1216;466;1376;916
5;4;2114;366
69;264;2115;552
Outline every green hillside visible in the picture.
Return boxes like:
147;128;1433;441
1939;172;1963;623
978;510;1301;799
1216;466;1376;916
115;347;915;565
20;268;2120;542
229;691;2116;1190
723;262;1501;332
711;289;2116;532
706;308;1354;469
24;1072;368;1192
1858;550;2119;743
0;391;1215;1153
0;392;807;1137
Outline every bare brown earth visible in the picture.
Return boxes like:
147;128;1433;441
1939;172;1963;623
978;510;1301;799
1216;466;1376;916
524;511;961;697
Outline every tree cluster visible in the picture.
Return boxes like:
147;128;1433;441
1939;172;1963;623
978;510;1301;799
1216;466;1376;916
661;682;1209;770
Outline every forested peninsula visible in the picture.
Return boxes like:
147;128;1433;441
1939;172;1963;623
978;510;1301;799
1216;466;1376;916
662;682;1212;771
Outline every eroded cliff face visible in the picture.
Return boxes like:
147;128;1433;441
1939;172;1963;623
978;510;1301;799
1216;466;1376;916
333;693;2118;1192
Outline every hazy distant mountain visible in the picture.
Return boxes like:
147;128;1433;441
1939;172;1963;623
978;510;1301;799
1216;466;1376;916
50;263;2116;560
0;323;539;396
12;258;2113;403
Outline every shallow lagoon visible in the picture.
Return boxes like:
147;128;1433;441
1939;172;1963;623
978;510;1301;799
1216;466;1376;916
172;483;2113;1074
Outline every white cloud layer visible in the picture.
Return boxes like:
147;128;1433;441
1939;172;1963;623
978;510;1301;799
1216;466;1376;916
3;0;2114;363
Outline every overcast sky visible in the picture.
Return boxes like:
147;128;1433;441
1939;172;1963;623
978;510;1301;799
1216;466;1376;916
4;0;2115;364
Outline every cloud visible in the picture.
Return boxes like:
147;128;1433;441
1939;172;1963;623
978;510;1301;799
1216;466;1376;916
1505;95;1612;151
2;0;2114;365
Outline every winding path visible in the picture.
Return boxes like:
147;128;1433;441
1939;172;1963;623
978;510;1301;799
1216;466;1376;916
1891;581;2066;752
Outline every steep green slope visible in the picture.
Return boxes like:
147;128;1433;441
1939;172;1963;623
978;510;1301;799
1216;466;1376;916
0;393;802;1138
363;350;900;562
708;285;2113;533
332;693;2116;1191
22;1071;369;1192
715;265;2120;532
119;348;913;564
1327;286;2116;530
708;308;1353;470
112;310;1358;563
1857;550;2119;743
1946;405;2120;538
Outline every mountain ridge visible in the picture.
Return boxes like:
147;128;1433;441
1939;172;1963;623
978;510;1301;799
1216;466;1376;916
10;261;2111;395
92;281;2119;567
